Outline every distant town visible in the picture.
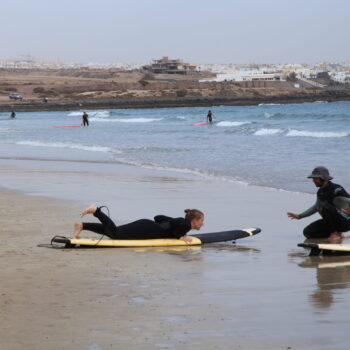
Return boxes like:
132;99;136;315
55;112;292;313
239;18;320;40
1;55;350;112
1;55;350;84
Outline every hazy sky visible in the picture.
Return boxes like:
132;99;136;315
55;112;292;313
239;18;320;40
1;0;349;64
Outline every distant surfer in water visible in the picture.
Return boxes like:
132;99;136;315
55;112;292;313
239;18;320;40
207;110;213;123
73;204;204;242
82;112;89;126
287;166;350;241
10;110;16;118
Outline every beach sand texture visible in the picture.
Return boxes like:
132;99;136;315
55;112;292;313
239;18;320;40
1;159;350;350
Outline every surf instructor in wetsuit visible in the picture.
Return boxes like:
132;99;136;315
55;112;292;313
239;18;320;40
73;204;204;243
287;166;350;241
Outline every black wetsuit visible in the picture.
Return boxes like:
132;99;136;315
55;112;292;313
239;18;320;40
82;207;192;239
207;111;212;123
82;113;89;126
300;182;350;238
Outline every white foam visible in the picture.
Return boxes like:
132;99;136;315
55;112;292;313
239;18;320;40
89;117;163;123
93;111;110;118
264;112;281;119
67;111;110;118
216;121;250;127
254;128;281;136
67;111;84;117
258;103;281;106
286;129;348;138
16;141;117;153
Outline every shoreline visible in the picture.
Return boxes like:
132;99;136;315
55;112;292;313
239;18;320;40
2;157;349;349
0;155;314;197
1;92;350;113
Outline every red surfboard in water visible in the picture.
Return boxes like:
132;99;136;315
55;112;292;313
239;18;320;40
192;121;210;126
52;126;81;128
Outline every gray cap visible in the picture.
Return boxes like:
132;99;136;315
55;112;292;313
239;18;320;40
307;166;333;181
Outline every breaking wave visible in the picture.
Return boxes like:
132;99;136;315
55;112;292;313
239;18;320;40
216;121;250;127
16;141;115;153
89;117;163;123
286;130;349;138
254;128;282;136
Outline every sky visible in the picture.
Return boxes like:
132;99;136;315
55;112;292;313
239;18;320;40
1;0;349;64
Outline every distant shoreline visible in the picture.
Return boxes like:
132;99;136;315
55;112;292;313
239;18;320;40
1;91;350;112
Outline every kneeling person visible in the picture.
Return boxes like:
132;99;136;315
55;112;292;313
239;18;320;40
287;166;350;241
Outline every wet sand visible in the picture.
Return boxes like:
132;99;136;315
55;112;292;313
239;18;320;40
1;158;350;349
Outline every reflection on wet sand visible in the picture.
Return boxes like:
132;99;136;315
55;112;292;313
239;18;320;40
132;244;261;262
299;256;350;309
203;244;261;253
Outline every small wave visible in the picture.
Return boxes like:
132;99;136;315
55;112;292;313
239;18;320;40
67;111;84;117
125;146;190;152
89;117;163;123
254;128;282;136
93;111;110;118
216;121;250;127
264;112;284;119
112;156;218;180
176;116;186;120
286;130;349;138
111;156;251;185
16;141;116;153
258;103;281;106
0;127;11;132
67;110;110;118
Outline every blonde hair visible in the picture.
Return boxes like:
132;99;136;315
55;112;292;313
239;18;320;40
184;209;204;221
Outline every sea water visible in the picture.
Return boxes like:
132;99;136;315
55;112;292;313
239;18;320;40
0;100;349;193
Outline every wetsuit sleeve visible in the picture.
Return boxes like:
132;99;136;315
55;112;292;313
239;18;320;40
333;196;350;209
169;218;191;239
154;215;172;223
298;202;318;219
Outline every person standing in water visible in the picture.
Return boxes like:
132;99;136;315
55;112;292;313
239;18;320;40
82;112;89;126
207;110;213;123
10;110;16;118
73;204;204;243
287;166;350;241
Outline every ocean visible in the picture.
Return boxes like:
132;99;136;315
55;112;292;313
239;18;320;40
1;100;349;193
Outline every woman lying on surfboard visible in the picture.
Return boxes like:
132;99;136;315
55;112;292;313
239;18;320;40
73;204;204;243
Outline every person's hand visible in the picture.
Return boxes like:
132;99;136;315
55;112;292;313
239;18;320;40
287;212;300;220
342;207;350;215
179;236;193;243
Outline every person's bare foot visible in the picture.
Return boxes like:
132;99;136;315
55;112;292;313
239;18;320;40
80;203;97;218
329;232;344;242
73;222;83;239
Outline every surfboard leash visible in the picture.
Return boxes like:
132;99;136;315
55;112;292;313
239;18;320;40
38;206;111;248
93;205;110;247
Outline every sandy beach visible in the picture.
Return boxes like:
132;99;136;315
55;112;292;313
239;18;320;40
1;157;350;350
